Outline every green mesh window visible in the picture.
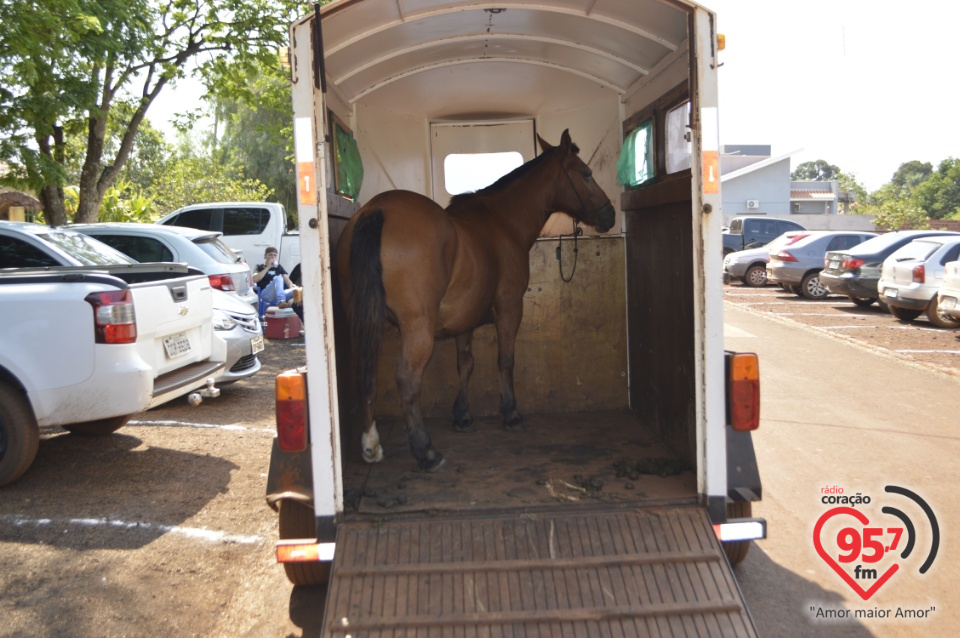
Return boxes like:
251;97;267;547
333;119;364;200
617;120;654;187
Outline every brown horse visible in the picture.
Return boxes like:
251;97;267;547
335;129;616;471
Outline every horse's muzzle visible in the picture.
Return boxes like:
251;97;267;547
595;203;616;233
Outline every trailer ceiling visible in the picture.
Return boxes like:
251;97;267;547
313;0;696;118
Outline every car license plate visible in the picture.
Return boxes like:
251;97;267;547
828;259;840;269
251;333;265;354
942;296;957;310
163;332;192;358
885;288;899;299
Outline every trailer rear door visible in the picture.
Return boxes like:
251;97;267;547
322;507;756;636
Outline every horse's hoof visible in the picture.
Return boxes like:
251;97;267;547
419;452;446;473
362;445;384;463
453;418;475;433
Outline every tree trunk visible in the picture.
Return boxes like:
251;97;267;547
39;185;67;227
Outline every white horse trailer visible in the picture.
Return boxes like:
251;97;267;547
266;1;765;634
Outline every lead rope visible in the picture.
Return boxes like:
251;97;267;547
556;220;582;283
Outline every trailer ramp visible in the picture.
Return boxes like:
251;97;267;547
323;507;756;637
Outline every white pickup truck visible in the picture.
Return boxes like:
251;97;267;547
157;202;303;284
0;226;224;486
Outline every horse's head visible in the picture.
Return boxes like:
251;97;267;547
538;129;616;233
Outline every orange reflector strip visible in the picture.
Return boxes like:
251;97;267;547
277;542;319;563
730;353;760;431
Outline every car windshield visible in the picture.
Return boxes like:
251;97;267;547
890;241;940;262
37;230;137;265
195;237;242;265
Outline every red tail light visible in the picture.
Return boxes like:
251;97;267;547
276;370;307;452
208;273;237;291
841;257;865;270
912;264;925;283
85;290;137;344
729;353;760;431
774;250;798;262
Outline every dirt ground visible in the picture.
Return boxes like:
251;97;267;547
3;284;960;638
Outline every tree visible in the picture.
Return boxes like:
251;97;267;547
911;158;960;220
0;0;299;225
149;156;273;215
791;159;842;181
890;160;933;193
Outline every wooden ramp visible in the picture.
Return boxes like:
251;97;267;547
323;507;756;637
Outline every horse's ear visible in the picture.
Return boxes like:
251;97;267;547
536;133;553;153
559;129;573;153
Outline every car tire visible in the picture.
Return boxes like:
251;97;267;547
849;296;875;308
723;501;753;566
743;264;767;287
927;296;960;329
0;381;40;487
787;284;803;297
278;499;332;586
800;271;827;300
62;415;131;436
889;305;922;321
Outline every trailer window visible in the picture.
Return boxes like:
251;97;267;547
616;119;653;187
665;101;691;174
444;152;524;195
331;115;364;201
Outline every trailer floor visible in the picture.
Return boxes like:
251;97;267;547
342;409;696;517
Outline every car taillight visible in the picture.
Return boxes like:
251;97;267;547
913;264;925;283
774;250;798;262
729;353;760;432
209;273;236;292
276;370;307;452
85;290;137;344
841;257;865;270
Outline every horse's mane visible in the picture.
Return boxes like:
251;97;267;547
448;142;580;207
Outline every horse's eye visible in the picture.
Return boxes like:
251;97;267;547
583;170;593;181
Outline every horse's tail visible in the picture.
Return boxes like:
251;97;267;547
348;208;386;399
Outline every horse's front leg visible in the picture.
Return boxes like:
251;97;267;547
495;309;525;431
452;331;475;432
396;320;446;471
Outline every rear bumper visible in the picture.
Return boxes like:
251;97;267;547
765;263;803;285
820;271;877;298
879;290;930;311
939;290;960;319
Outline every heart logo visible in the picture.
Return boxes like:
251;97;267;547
813;507;899;600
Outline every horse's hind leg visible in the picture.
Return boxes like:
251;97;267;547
361;390;383;463
396;319;445;471
452;331;475;432
495;309;525;431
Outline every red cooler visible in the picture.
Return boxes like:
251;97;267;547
264;306;301;340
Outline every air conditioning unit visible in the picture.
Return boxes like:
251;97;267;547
746;200;760;210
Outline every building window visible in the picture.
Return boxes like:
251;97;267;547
444;151;523;195
665;101;691;174
616;119;654;187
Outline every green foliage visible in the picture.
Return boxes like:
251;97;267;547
857;195;929;231
149;156;273;215
792;159;841;181
0;0;302;225
911;158;960;220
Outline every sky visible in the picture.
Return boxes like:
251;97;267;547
150;0;960;193
708;0;960;191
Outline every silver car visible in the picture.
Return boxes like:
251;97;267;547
723;231;809;287
71;223;257;307
211;290;265;382
767;231;877;299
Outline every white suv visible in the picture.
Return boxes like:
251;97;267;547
877;235;960;328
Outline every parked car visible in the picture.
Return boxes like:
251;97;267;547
723;230;809;287
212;289;264;382
820;230;960;308
70;223;257;307
3;222;263;383
937;261;960;322
766;231;877;299
877;236;960;328
722;216;807;255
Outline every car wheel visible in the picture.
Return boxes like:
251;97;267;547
62;415;131;436
927;296;960;329
787;284;803;297
889;305;922;321
723;501;753;566
849;296;875;308
278;500;332;586
743;264;767;287
800;272;827;300
0;381;40;487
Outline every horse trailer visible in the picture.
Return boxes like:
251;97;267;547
266;0;766;634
